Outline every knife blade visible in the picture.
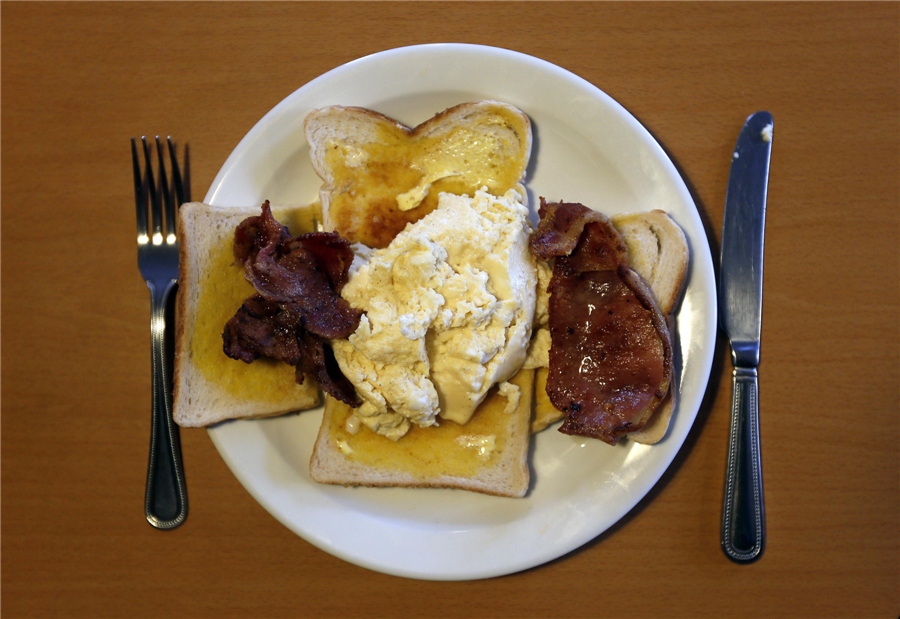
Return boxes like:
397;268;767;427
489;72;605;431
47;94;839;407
719;111;772;563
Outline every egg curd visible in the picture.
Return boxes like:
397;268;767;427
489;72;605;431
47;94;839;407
332;187;537;440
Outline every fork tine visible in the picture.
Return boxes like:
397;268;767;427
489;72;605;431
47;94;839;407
132;138;149;241
142;136;162;244
167;137;185;208
156;136;176;244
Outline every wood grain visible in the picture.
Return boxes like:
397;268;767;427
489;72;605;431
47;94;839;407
2;2;897;618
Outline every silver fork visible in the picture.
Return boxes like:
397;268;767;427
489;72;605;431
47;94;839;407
132;136;189;529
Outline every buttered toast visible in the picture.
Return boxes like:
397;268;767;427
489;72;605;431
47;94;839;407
304;101;531;248
306;102;537;496
310;369;533;497
530;209;688;443
173;202;322;428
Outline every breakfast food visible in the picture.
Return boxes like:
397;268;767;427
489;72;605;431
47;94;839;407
306;102;537;496
606;210;687;444
310;368;533;497
610;210;689;317
530;200;673;445
222;201;361;406
173;202;322;428
529;209;688;440
304;101;532;248
310;188;538;497
175;97;688;499
330;187;536;439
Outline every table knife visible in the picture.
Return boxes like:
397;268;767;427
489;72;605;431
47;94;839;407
719;111;772;563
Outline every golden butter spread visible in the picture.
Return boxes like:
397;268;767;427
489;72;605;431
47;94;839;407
191;204;321;401
323;105;528;249
325;369;531;478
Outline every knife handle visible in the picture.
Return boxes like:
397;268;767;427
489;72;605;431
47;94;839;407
721;367;765;563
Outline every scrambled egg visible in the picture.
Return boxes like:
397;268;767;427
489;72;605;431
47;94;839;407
332;187;537;440
523;259;553;370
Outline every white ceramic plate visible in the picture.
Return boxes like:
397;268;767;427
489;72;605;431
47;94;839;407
204;44;717;580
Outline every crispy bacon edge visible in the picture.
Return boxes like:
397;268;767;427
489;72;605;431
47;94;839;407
223;201;362;407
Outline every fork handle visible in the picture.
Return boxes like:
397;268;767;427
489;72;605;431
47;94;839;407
721;367;765;562
145;281;188;529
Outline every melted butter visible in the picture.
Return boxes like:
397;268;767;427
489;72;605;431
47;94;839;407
324;107;526;248
191;203;321;401
337;439;353;456
396;170;461;211
279;202;321;234
327;369;533;479
456;434;496;458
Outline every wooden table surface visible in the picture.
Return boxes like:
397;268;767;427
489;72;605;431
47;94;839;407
2;2;897;618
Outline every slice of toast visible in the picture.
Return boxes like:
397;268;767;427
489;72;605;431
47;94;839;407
173;202;321;428
306;102;536;496
305;101;531;248
310;368;534;498
530;209;688;443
